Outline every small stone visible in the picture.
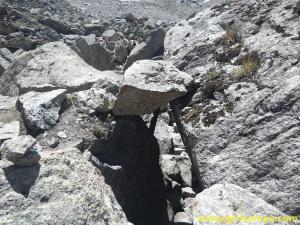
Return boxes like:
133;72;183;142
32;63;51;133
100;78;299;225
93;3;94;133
173;212;192;224
57;131;68;139
181;187;196;199
46;137;59;148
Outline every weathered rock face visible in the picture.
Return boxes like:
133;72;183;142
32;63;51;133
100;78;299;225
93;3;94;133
0;135;40;166
0;42;120;96
113;60;193;115
0;148;131;225
123;28;166;70
193;183;287;225
165;0;300;216
18;89;67;134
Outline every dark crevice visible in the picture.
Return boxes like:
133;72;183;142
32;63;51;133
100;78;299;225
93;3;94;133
89;116;169;225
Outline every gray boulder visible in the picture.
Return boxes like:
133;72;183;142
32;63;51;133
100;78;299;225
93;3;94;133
40;17;70;34
0;135;40;166
72;34;114;71
0;55;10;76
0;42;119;96
0;95;21;142
0;148;131;224
18;89;66;133
123;28;166;70
113;60;193;115
193;183;288;225
160;152;192;187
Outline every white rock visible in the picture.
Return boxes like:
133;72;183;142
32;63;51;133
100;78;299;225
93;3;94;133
18;89;67;132
57;131;68;139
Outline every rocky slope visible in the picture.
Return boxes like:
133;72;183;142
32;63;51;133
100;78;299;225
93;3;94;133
0;0;299;224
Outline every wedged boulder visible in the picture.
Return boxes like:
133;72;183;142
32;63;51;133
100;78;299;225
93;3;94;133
193;183;288;225
18;89;67;133
0;135;40;166
72;34;114;71
0;148;131;224
113;60;193;115
123;28;166;70
0;42;119;96
160;152;192;187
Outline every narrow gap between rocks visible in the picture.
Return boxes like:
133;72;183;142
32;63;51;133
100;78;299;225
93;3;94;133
89;116;170;225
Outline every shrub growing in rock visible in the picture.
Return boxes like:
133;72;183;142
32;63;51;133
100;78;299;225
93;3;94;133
236;55;259;78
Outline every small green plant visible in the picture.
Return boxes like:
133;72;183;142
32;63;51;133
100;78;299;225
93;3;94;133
207;71;223;80
93;125;104;138
236;55;259;78
221;28;238;46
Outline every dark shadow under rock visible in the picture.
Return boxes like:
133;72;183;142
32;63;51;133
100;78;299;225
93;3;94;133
3;164;40;198
89;116;169;225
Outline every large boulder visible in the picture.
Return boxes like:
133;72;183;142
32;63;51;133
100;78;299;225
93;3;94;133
123;28;166;70
18;89;67;133
72;34;114;71
0;135;40;166
0;148;131;224
113;60;193;115
0;42;120;96
193;183;289;225
165;0;300;215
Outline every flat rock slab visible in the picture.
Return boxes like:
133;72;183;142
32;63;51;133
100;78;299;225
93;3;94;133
0;42;120;96
193;183;288;225
18;89;67;132
0;121;20;142
113;60;193;115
